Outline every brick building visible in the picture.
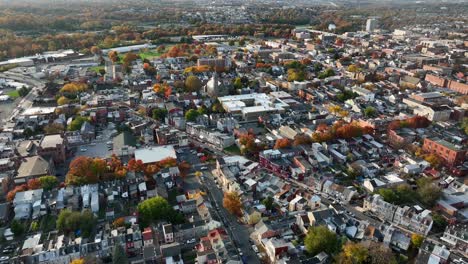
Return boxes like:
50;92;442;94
423;138;467;167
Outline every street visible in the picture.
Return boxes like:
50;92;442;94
200;170;260;264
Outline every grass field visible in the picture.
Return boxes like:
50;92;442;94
7;90;19;99
224;145;241;155
89;66;104;73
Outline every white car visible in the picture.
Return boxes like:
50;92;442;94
186;238;196;244
252;245;259;253
80;148;87;152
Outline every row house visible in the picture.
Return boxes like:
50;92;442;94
186;122;235;149
364;194;433;235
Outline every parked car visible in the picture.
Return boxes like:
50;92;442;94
252;245;259;253
186;238;196;244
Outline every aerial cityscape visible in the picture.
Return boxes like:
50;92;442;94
0;0;466;263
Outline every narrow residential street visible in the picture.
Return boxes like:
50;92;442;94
201;170;260;264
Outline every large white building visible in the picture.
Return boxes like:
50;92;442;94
218;93;288;121
366;18;378;32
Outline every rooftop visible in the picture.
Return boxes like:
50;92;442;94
134;145;177;164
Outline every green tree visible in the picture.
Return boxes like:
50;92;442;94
416;178;442;207
432;213;448;233
262;196;274;211
30;221;39;232
68;116;89;131
18;87;30;97
233;77;243;89
39;175;59;190
57;209;96;237
137;196;173;224
304;226;340;255
364;106;377;118
11;220;25;237
152;108;168;122
185;75;202;92
112;244;129;264
185;109;200;122
461;117;468;135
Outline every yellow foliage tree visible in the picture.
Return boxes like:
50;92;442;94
223;192;243;217
57;96;70;105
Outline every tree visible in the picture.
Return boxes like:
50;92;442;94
39;176;59;190
127;159;144;172
432;213;448;233
367;242;397;264
185;109;200;122
416;178;442;207
304;226;340;255
184;75;202;92
44;123;65;134
57;209;96;237
70;259;85;264
364;106;377;118
178;161;191;177
411;234;424;248
337;242;369;264
262;196;274;211
293;134;312;146
66;156;107;185
108;50;119;63
68;116;88;131
318;68;335;79
347;64;359;72
18;86;30;97
223;192;243;217
31;221;39;232
112;244;129;264
57;96;70;105
27;178;42;189
233;77;243;89
461;117;468;135
287;68;306;82
194;171;203;177
11;220;25;237
7;184;28;202
90;46;101;55
158;157;177;168
112;217;125;228
274;138;291;149
152;108;167;121
137;196;181;225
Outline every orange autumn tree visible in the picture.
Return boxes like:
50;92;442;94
293;134;313;146
66;156;107;186
128;158;145;172
223;192;243;217
274;138;292;149
27;178;42;189
6;184;28;202
178;161;191;177
144;164;160;177
158;157;177;168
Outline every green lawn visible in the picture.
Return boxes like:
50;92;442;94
89;66;104;74
7;90;19;99
138;50;164;60
224;145;241;155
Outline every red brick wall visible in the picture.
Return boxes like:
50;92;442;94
425;74;447;87
447;80;468;95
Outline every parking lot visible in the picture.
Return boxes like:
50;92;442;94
75;125;116;158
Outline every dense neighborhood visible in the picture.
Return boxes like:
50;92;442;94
0;1;466;264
